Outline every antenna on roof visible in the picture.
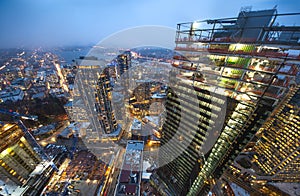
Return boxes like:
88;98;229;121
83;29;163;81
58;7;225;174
240;6;252;13
273;5;278;9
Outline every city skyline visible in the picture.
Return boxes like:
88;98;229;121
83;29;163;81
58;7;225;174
0;2;300;196
1;0;300;48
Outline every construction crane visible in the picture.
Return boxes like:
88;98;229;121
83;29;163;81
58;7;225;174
0;108;58;171
0;108;38;121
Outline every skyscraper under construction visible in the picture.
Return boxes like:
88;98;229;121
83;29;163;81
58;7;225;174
155;8;300;195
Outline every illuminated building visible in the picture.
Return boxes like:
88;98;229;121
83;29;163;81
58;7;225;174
74;58;119;140
95;67;118;134
156;8;300;195
63;100;73;119
254;86;300;181
113;51;132;124
115;140;144;196
116;51;132;77
0;123;42;185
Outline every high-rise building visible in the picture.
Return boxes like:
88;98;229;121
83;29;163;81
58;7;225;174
156;8;300;195
220;86;300;195
74;57;119;140
253;85;300;181
95;67;118;134
0;123;42;186
115;51;132;119
116;51;132;77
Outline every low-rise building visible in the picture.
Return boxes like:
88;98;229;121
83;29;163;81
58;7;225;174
0;88;24;102
115;141;144;196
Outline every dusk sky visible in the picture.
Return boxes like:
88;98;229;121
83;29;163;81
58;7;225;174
0;0;299;48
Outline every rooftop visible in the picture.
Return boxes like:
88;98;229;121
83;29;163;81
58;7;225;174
131;118;142;130
116;140;144;196
151;93;166;99
0;88;23;98
64;100;73;107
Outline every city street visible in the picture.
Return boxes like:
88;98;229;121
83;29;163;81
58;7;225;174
38;120;70;147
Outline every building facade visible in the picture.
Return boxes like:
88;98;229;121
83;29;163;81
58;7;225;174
74;58;119;140
116;51;132;77
95;67;118;134
156;8;300;195
254;86;300;182
0;123;42;185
